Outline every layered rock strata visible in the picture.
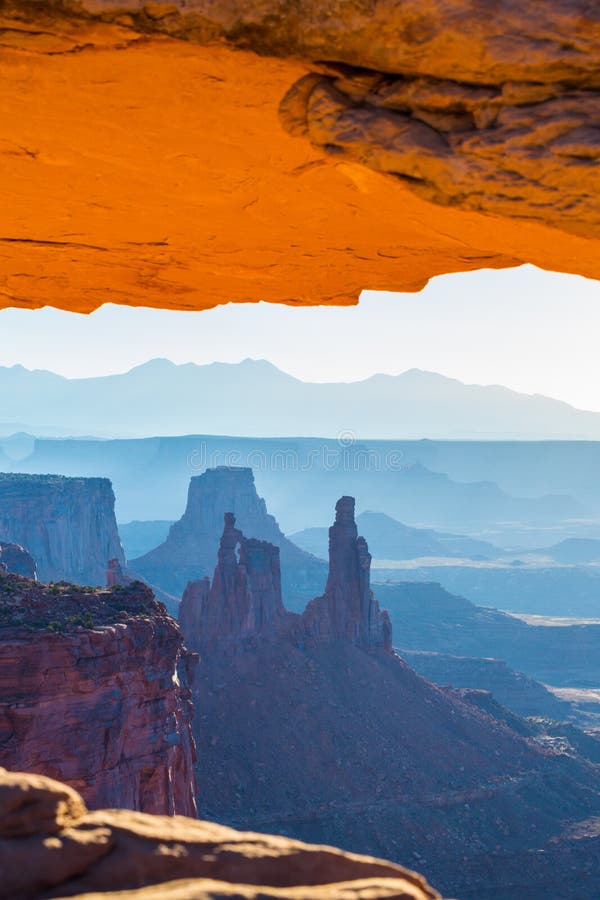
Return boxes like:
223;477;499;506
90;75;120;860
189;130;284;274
8;1;600;237
0;473;125;586
0;541;36;579
0;768;442;900
134;467;327;609
0;573;197;816
0;2;598;314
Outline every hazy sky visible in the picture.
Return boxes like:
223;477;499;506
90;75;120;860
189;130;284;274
1;264;599;410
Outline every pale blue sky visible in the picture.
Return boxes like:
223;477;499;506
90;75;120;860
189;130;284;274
1;265;599;409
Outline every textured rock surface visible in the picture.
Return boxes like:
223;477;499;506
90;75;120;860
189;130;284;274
0;474;125;586
303;497;391;650
0;769;442;900
0;574;197;816
197;514;286;645
134;467;327;608
400;649;574;721
0;540;36;579
106;556;133;588
179;497;388;650
184;503;600;898
0;2;598;313
375;580;600;688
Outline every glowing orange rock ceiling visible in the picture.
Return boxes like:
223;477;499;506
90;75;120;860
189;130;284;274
0;1;598;312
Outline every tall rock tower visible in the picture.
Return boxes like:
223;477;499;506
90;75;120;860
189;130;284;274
179;513;286;650
133;466;326;608
303;496;391;650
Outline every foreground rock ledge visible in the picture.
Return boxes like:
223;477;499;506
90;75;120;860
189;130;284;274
0;1;598;312
0;768;442;900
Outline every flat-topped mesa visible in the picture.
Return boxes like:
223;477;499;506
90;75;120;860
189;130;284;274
133;466;326;611
0;573;197;817
303;497;392;651
179;513;287;649
0;473;125;586
0;542;36;579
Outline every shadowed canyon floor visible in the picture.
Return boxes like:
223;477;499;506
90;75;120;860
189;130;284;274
0;1;598;313
180;499;600;899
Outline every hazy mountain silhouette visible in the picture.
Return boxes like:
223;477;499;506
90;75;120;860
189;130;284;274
291;510;502;561
3;358;600;439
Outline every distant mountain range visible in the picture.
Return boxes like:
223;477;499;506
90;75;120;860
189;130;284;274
3;358;600;439
291;511;503;562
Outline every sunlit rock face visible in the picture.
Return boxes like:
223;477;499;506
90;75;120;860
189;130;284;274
0;1;597;314
0;574;197;816
0;768;443;900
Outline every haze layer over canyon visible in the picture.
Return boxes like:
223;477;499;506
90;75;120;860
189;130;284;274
0;1;598;898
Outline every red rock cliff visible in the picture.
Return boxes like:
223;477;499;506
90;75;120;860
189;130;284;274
0;573;197;816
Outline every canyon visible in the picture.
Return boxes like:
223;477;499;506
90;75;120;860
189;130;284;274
0;1;598;316
179;495;600;899
133;466;327;609
0;473;125;586
0;571;197;816
377;580;600;688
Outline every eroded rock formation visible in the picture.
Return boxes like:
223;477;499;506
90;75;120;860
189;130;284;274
0;573;197;816
134;467;327;609
180;499;600;898
179;496;389;650
106;556;133;587
0;473;125;586
0;1;598;313
0;769;442;900
180;514;286;649
303;496;391;650
0;541;36;579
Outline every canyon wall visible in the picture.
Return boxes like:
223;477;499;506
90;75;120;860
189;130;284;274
134;466;327;609
0;541;36;579
0;473;125;586
0;572;197;816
